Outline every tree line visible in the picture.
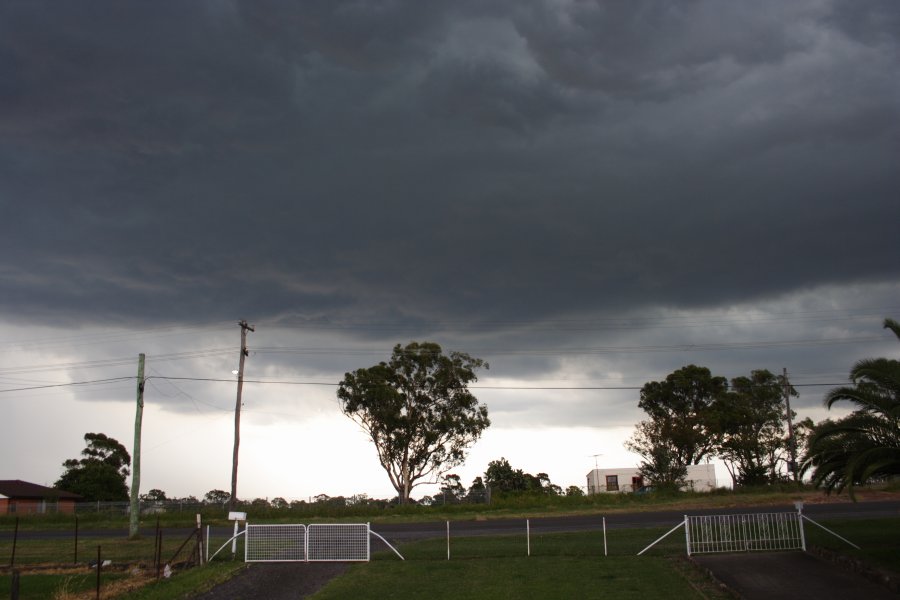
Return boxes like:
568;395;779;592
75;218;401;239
54;319;899;502
625;365;801;488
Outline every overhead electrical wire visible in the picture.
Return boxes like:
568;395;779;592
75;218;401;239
252;335;885;357
0;376;136;393
0;374;850;394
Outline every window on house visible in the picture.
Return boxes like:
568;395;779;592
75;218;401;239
606;475;619;491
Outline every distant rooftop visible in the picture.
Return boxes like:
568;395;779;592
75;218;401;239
0;479;81;500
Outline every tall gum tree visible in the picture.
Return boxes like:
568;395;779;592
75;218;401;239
626;365;727;488
713;370;796;486
337;341;489;504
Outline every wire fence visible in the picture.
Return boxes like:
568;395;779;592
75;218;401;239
0;517;203;570
401;519;689;560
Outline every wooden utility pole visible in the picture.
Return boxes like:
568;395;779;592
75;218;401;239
129;353;145;539
230;321;254;510
783;367;797;482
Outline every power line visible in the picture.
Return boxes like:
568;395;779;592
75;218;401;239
255;306;900;333
0;347;235;376
0;376;136;393
0;375;853;394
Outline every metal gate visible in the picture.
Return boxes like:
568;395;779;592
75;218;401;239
245;523;370;562
685;512;805;555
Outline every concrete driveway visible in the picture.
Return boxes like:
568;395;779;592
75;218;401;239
693;551;896;600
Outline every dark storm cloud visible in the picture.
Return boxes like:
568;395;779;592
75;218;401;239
2;0;898;332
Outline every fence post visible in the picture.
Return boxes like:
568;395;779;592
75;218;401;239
526;519;530;557
10;570;20;600
684;516;691;556
196;514;203;566
795;502;807;552
602;517;607;557
9;517;19;568
446;521;450;561
156;530;163;579
74;516;79;564
95;546;101;600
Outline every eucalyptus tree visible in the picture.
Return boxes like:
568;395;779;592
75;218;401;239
337;342;489;504
626;365;728;488
713;370;795;486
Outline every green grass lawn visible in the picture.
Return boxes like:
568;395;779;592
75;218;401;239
317;556;705;600
803;517;900;574
313;531;725;600
0;570;129;600
0;530;203;567
2;495;896;599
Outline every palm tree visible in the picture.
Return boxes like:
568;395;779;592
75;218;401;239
803;319;900;496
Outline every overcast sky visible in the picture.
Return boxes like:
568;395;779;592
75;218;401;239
1;0;898;502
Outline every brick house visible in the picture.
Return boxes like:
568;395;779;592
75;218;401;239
0;480;81;514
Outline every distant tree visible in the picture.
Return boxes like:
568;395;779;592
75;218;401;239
483;458;556;494
54;433;131;501
626;366;727;488
565;485;584;497
466;476;487;502
140;488;168;502
437;474;466;504
250;498;270;508
625;420;687;489
271;497;288;509
803;318;900;496
351;494;375;507
338;341;490;504
204;489;231;505
713;370;795;486
484;457;531;492
536;473;562;496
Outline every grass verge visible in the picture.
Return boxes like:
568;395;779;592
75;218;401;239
804;517;900;575
313;532;733;600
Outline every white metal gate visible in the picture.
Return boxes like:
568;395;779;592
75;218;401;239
308;524;369;561
685;512;805;555
245;523;370;562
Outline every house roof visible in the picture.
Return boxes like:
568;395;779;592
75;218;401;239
0;480;82;500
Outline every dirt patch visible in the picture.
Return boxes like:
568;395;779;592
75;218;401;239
189;562;350;600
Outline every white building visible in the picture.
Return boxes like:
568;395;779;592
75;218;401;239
586;463;716;493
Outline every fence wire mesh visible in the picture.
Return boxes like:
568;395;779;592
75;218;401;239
308;524;370;561
244;524;306;562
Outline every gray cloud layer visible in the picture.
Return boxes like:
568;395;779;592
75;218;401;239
2;0;898;332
